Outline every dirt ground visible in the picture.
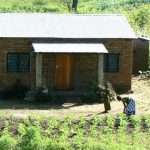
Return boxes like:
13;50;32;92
0;76;150;119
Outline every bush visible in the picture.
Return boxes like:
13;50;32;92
0;115;149;149
82;92;99;104
25;87;48;103
25;88;64;104
32;0;48;6
82;76;116;104
18;126;45;150
48;95;64;105
34;6;60;13
0;133;17;150
24;90;37;102
1;79;29;100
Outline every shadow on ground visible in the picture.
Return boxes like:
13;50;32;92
0;99;85;110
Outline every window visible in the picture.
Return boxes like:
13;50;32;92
7;53;30;72
104;53;119;73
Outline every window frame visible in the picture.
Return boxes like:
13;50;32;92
104;53;120;73
7;53;30;73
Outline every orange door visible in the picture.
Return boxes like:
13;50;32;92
55;54;74;90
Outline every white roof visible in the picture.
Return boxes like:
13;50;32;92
138;37;150;41
32;43;108;53
0;13;136;39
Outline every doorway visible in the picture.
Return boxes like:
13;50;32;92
55;54;74;90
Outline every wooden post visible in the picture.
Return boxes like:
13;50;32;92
36;53;42;88
98;53;104;85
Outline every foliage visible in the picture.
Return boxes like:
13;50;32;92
0;113;149;149
32;0;48;6
0;134;17;150
1;79;29;100
82;76;116;104
128;5;150;37
82;92;99;104
25;88;64;104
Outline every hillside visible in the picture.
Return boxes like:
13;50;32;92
0;0;149;37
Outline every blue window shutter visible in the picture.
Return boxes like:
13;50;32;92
7;53;30;72
19;54;30;72
7;54;18;72
104;54;119;73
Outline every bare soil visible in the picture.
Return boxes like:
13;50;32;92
0;76;150;119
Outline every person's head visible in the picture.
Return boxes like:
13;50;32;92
117;95;122;101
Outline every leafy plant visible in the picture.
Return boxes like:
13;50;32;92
0;133;17;150
18;126;45;150
25;88;64;104
0;114;149;149
25;87;49;102
2;79;29;100
32;0;48;6
82;76;116;104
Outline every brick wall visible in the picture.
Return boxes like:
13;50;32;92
103;39;133;92
0;38;133;92
74;54;97;90
133;39;149;74
0;38;35;90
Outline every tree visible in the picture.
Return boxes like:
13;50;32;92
64;0;78;12
72;0;78;11
65;0;71;11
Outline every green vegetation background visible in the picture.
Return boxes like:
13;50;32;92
0;0;149;37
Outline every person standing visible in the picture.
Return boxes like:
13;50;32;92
101;83;111;113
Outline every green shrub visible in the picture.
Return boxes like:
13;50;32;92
82;76;116;104
0;133;17;150
18;126;45;150
0;7;9;12
25;87;48;102
32;0;48;6
82;92;99;104
46;141;70;150
25;90;37;102
0;115;149;149
34;6;60;13
25;88;64;104
1;79;29;100
83;140;109;150
48;95;64;105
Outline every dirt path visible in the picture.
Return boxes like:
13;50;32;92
0;76;150;118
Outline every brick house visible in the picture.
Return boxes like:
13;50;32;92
0;14;136;93
133;37;149;74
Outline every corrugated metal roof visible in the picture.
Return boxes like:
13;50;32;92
32;43;108;53
138;37;150;41
0;13;136;38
